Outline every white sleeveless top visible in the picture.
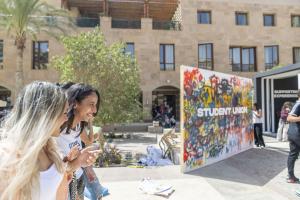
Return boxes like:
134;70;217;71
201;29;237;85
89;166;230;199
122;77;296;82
253;109;263;124
56;124;83;178
39;164;63;200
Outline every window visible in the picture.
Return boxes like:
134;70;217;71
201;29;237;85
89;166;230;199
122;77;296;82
293;47;300;64
197;11;211;24
125;43;135;57
33;41;48;70
0;40;3;69
229;47;256;72
198;43;213;70
264;14;275;26
160;44;175;71
264;46;279;70
235;12;248;26
292;15;300;27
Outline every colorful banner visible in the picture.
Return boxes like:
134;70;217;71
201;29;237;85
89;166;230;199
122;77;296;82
181;66;253;173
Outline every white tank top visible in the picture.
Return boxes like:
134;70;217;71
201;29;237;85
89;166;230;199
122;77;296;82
252;109;263;124
56;124;83;178
39;164;63;200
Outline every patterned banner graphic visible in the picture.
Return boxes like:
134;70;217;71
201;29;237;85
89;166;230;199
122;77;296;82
181;66;254;173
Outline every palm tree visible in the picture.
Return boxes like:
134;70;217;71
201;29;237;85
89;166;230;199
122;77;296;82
0;0;73;95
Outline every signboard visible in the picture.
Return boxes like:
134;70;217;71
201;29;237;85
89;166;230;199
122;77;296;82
181;66;254;173
274;90;298;98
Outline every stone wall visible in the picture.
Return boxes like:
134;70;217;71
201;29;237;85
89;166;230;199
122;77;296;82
0;0;300;118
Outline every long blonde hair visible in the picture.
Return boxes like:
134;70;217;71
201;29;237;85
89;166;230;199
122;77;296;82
0;81;67;200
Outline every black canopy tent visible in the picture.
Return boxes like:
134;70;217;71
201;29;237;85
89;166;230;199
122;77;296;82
254;63;300;136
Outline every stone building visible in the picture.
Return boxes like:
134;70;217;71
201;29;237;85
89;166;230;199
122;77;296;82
0;0;300;119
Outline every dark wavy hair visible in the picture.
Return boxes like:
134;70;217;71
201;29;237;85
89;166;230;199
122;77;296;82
253;102;260;110
60;83;100;136
59;82;75;91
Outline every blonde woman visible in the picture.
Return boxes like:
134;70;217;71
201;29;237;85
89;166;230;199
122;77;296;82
0;82;99;200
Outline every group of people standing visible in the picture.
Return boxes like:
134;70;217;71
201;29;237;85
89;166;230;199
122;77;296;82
0;81;108;200
252;100;295;147
152;101;176;128
2;79;300;199
253;90;300;184
255;97;300;184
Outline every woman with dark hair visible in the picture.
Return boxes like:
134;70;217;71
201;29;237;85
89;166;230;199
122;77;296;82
57;83;107;200
0;82;99;200
277;102;292;142
253;103;265;148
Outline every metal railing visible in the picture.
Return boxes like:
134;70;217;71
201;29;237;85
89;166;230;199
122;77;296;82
111;19;141;29
231;64;255;72
76;17;100;28
153;21;182;31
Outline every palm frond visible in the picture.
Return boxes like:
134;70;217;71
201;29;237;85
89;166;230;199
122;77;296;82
0;0;74;41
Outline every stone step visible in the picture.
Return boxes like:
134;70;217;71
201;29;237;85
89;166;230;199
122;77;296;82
102;122;180;133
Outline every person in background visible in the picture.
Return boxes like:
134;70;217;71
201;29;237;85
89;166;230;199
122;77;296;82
277;102;292;142
287;90;300;183
253;103;265;148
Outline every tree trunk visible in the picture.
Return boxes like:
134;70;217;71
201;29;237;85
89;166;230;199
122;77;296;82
15;46;24;96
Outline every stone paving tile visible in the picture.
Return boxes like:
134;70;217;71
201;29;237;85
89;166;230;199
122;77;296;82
94;136;300;200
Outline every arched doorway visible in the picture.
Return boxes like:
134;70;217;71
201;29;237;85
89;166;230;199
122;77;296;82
152;86;180;120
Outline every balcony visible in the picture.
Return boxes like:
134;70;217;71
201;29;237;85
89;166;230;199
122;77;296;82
231;64;256;72
111;19;141;29
76;17;100;28
152;21;182;31
66;0;180;24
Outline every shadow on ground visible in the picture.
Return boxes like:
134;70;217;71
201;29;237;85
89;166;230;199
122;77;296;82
187;147;288;186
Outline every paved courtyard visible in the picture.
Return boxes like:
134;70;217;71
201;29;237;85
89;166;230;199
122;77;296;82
94;135;300;200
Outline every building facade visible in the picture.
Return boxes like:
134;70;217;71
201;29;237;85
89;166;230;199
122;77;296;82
0;0;300;119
